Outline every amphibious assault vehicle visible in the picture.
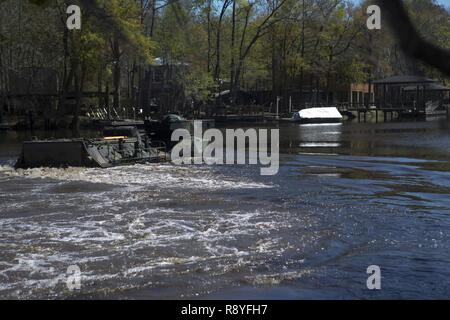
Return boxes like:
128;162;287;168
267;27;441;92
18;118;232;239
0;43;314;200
15;115;215;169
15;125;167;169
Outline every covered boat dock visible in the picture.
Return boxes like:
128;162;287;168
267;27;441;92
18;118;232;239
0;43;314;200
348;75;450;122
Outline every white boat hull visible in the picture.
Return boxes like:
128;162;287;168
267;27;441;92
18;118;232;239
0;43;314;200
292;107;343;124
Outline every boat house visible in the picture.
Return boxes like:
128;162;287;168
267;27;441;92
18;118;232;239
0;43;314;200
372;75;450;116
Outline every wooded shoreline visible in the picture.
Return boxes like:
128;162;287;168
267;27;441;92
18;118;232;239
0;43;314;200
0;0;449;132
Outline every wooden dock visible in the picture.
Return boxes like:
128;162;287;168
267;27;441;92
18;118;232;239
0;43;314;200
208;113;279;124
338;105;450;123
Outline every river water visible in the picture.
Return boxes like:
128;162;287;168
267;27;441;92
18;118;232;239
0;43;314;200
0;119;449;299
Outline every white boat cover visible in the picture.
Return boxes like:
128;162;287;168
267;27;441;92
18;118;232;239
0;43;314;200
298;107;343;119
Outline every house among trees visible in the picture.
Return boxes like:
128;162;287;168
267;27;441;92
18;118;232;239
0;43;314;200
241;75;374;114
7;67;58;111
138;58;189;117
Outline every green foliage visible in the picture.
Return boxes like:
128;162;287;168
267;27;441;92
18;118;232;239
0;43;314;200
339;59;369;84
97;0;154;62
183;70;215;103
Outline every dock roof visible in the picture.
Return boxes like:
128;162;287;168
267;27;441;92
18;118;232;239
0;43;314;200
373;75;436;85
403;83;450;91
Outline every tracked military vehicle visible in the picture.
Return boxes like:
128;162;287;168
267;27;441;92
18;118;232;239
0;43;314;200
15;125;167;169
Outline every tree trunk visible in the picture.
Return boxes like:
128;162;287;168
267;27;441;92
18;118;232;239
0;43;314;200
230;0;236;104
112;34;121;114
214;1;230;81
214;25;222;81
106;81;110;120
207;0;212;73
130;60;136;108
58;26;70;117
98;67;103;108
299;0;306;107
150;2;156;37
72;62;86;137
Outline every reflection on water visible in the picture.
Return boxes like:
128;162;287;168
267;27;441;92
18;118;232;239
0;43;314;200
0;119;450;299
296;123;342;148
279;120;450;161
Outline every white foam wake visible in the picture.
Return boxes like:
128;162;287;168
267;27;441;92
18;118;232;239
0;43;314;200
2;163;272;190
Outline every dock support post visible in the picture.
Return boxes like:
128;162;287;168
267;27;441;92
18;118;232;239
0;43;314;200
289;96;292;114
276;96;280;120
